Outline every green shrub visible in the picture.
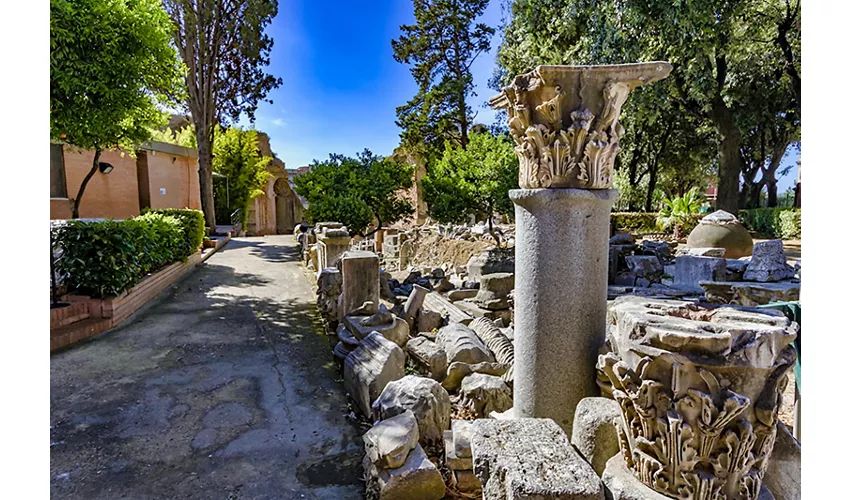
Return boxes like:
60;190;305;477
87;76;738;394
141;208;205;257
611;212;659;234
779;210;801;239
53;210;201;299
739;208;800;239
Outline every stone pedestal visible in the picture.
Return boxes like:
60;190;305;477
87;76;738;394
340;251;380;317
316;228;351;274
510;188;616;434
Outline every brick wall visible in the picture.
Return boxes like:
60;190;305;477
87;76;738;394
142;149;201;211
63;148;140;219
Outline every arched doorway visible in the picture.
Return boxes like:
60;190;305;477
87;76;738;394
274;177;295;234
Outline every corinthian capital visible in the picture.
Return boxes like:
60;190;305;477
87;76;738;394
490;63;672;190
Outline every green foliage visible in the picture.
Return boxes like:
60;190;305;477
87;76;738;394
422;132;519;227
739;208;800;239
294;151;414;235
610;213;659;234
657;189;704;235
50;0;184;151
211;128;273;226
141;208;205;256
53;212;197;298
148;125;197;148
392;0;494;157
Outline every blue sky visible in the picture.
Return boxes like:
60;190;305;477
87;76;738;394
242;0;799;193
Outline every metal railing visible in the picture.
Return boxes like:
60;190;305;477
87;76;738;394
231;209;243;234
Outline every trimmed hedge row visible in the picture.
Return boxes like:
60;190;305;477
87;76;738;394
142;208;205;256
610;212;703;236
738;208;801;239
53;209;205;298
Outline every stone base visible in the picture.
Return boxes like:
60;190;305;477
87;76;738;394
453;299;513;324
471;418;603;500
571;397;621;476
602;453;774;500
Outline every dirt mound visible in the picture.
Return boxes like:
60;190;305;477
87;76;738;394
407;232;495;270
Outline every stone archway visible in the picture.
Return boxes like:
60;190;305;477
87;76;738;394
274;177;296;234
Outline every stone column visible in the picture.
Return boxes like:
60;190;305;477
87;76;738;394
511;188;615;433
490;62;671;434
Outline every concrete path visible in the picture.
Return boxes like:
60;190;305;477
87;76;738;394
50;236;364;499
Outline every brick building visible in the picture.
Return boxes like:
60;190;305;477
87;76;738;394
50;141;201;220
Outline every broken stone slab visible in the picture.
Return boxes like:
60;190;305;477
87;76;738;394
571;397;621;477
372;375;452;446
675;246;726;257
446;288;478;302
340;250;380;317
725;257;749;280
344;314;410;347
601;453;775;500
453;299;513;324
743;239;796;282
436;323;494;365
699;280;800;306
380;269;395;300
460;373;513;418
344;332;405;419
364;443;446;500
442;361;508;391
451;469;482;494
406;337;448;381
763;421;800;500
443;420;474;470
416;308;444;334
625;255;662;278
423;292;473;326
360;303;393;327
638;240;672;260
433;277;454;292
598;296;797;499
670;254;726;292
473;272;514;310
363;410;419;470
402;284;429;326
466;247;515;281
333;326;361;362
471;418;604;500
609;233;635;245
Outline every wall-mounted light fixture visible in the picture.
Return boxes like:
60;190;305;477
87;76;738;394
98;162;114;174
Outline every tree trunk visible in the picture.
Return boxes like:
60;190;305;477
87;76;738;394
195;127;217;230
712;100;743;214
71;148;102;219
748;181;763;209
793;182;801;208
644;162;659;213
766;179;778;207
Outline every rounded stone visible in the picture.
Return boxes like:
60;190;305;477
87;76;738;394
686;211;753;258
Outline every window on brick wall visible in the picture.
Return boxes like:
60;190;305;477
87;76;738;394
50;143;67;198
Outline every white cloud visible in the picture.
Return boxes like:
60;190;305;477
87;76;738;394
271;118;286;127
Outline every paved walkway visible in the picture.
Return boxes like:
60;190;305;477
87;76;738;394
50;236;364;499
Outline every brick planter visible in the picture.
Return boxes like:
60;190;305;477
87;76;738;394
51;235;229;352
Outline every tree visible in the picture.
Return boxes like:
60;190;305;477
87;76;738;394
422;131;518;240
163;0;282;229
51;0;183;218
392;0;494;156
211;127;273;226
293;151;414;236
495;0;800;214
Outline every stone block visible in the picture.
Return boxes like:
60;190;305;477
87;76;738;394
436;323;494;365
372;375;451;446
466;247;515;281
676;246;726;257
471;418;604;500
473;272;514;310
417;308;444;334
406;337;448;381
402;284;429;325
671;255;726;292
625;255;662;278
447;289;478;302
452;469;482;494
344;314;409;347
441;361;508;391
363;410;419;469
454;299;513;324
341;251;380;316
364;443;446;500
460;373;513;417
344;332;405;419
744;239;795;282
571;397;621;476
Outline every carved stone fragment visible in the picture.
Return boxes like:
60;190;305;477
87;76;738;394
598;296;797;500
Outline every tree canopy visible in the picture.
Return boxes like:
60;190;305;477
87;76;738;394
495;0;801;212
211;127;273;226
423;131;518;234
50;0;184;217
393;0;494;158
293;151;414;236
163;0;283;229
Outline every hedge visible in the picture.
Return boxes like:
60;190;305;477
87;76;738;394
610;212;703;236
53;210;203;299
738;208;801;239
142;208;205;255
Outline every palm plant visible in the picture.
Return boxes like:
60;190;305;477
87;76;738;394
657;188;704;239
